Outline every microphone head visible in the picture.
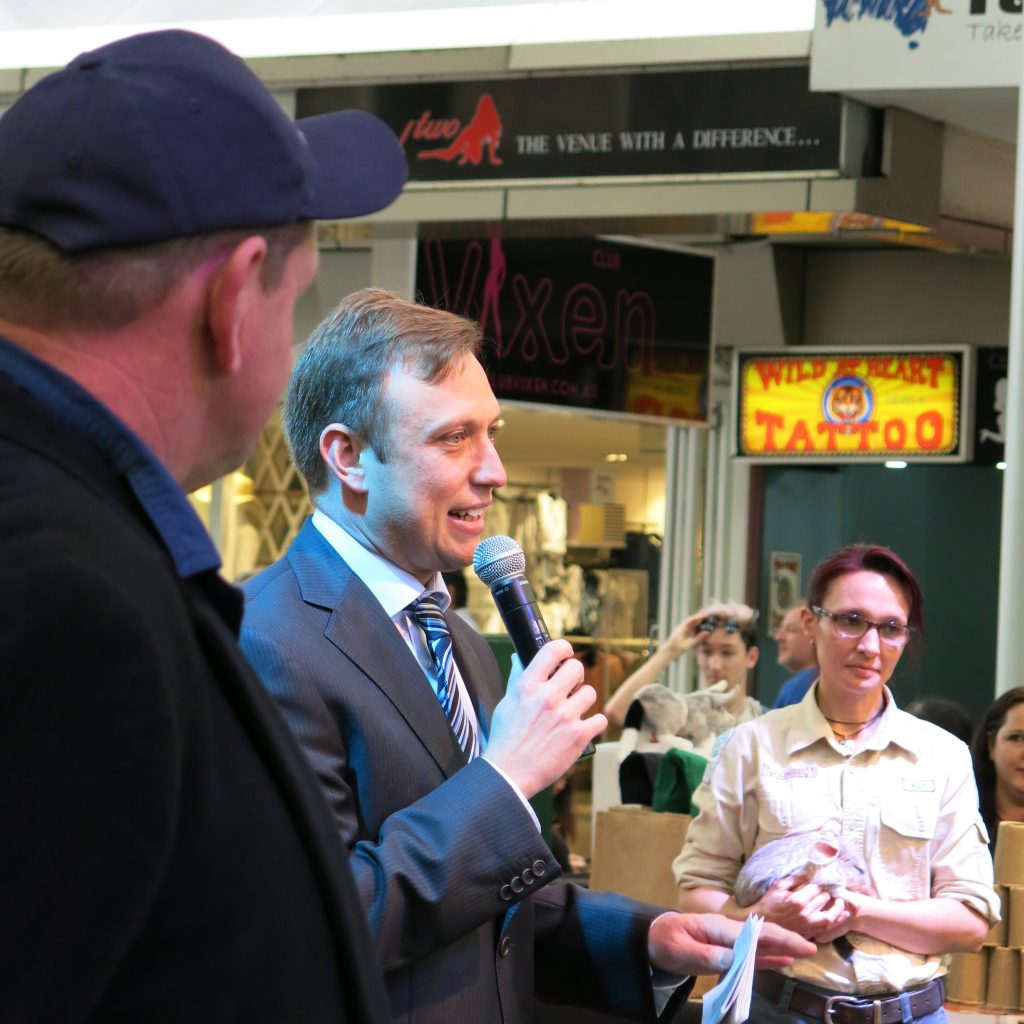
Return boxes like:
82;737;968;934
473;535;526;587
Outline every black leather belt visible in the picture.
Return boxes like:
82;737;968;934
754;972;945;1024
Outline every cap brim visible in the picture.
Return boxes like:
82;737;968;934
297;109;408;220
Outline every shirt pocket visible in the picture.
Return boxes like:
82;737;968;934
756;776;835;839
876;792;940;898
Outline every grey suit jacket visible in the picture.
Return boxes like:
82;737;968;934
241;518;686;1024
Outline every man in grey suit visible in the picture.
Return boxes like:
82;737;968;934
241;288;814;1023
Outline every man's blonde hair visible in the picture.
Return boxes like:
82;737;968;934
284;288;483;496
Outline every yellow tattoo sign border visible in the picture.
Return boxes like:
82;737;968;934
733;347;970;463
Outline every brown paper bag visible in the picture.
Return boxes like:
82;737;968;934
589;805;691;909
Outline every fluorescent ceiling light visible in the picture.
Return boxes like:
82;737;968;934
0;0;816;70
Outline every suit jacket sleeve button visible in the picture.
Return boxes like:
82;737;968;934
498;935;512;957
522;869;535;885
499;884;513;901
532;859;547;877
510;876;525;894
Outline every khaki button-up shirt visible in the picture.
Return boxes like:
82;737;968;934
673;685;999;994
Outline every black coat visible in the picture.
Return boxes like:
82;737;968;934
0;372;390;1023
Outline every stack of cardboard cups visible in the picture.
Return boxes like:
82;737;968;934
945;821;1024;1010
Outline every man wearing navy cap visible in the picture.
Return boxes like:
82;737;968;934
0;29;405;1023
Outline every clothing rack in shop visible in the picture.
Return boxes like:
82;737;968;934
563;635;652;651
562;635;653;718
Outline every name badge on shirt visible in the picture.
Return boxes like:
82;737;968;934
902;778;936;792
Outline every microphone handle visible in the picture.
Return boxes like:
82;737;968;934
491;577;551;665
491;575;595;759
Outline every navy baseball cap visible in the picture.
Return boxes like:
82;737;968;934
0;29;408;252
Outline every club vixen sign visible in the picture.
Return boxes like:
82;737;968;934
734;348;970;462
417;236;712;422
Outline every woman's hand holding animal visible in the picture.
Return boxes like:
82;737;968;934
812;888;872;944
751;877;853;943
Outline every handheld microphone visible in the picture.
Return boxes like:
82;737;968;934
472;535;595;758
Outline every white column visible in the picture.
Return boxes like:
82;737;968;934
658;424;703;694
994;59;1024;696
701;400;732;609
369;224;418;299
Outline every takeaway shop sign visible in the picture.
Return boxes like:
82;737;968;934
734;348;970;463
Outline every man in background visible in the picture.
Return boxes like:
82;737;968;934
242;288;814;1024
605;601;762;749
0;30;406;1022
772;602;818;708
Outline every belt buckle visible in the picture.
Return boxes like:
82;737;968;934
823;994;864;1024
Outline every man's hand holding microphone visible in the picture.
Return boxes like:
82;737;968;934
473;535;602;798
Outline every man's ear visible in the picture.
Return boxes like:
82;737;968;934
205;236;268;375
746;645;760;670
320;422;368;493
799;605;816;640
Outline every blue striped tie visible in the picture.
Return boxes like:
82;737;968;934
412;593;481;760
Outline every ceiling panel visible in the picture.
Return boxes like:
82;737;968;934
496;403;669;470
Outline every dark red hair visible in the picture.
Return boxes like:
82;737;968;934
806;544;924;639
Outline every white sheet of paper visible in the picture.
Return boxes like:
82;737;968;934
700;914;763;1024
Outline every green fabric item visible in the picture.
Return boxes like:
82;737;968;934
651;748;708;816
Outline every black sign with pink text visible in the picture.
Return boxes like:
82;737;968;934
297;66;859;181
416;236;713;422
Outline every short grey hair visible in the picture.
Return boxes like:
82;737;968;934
284;287;483;495
0;222;312;332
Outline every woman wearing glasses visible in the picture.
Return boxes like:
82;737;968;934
673;544;998;1024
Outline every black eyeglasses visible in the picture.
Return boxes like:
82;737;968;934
812;606;912;648
698;615;742;635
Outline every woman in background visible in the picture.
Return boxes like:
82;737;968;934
971;686;1024;842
